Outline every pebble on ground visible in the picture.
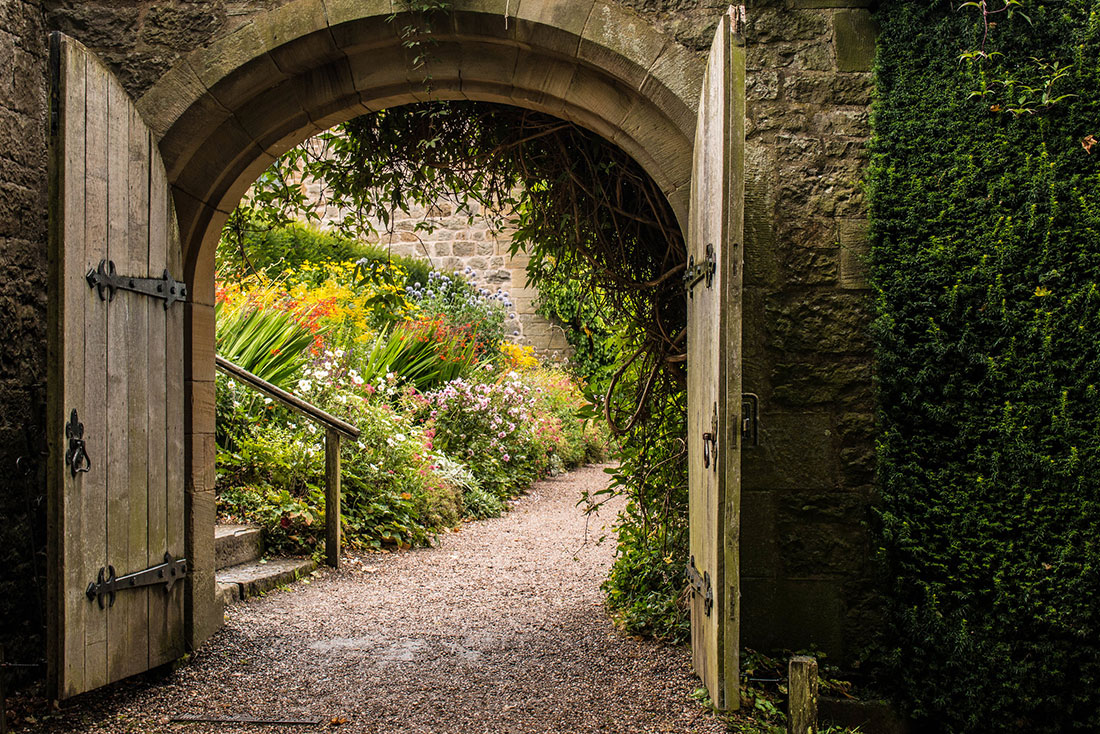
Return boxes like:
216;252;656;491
26;464;725;734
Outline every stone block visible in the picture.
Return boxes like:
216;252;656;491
515;0;592;58
747;69;780;101
579;2;666;90
766;290;872;354
256;0;335;74
775;486;872;525
833;9;878;73
785;71;872;106
740;577;845;660
838;218;870;289
185;489;221;646
811;106;869;137
771;357;872;408
142;3;224;51
740;490;779;578
743;166;780;289
324;0;393;28
742;411;837;490
192;23;288;111
184;304;216;382
748;8;829;43
778;519;867;577
638;40;701;138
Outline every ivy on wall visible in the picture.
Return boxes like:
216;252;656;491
869;2;1100;730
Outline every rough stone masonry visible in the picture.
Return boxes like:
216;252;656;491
0;0;880;679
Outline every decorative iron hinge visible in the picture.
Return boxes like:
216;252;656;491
86;259;188;309
64;408;91;477
702;402;719;471
86;551;188;609
686;555;713;616
741;393;760;447
683;243;716;297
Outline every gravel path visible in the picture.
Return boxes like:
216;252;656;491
30;464;724;734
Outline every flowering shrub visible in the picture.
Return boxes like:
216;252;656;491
406;269;512;349
214;232;608;557
411;375;538;497
499;341;538;371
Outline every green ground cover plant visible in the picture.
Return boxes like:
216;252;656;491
870;2;1100;730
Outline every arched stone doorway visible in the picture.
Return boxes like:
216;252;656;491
136;0;707;657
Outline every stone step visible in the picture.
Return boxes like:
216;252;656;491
216;557;317;608
215;524;263;570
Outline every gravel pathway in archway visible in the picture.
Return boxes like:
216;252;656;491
35;464;725;734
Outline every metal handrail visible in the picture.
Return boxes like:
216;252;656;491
215;356;359;439
215;355;358;568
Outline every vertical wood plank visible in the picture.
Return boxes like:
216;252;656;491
81;49;110;693
48;35;88;700
162;180;187;664
325;430;341;569
723;22;747;718
105;69;134;682
146;136;170;667
125;100;154;679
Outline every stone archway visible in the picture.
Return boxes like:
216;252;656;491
136;0;706;644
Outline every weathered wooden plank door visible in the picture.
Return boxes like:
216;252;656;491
47;32;187;700
686;7;745;711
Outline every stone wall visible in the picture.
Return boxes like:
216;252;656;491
0;0;49;674
739;2;878;659
1;0;880;673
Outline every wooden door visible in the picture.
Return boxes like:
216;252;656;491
686;6;745;712
47;32;187;700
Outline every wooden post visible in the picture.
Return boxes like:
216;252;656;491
324;429;341;569
788;655;818;734
1;644;7;734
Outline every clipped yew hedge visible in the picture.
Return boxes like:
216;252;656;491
869;2;1100;730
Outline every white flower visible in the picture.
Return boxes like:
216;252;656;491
297;379;312;392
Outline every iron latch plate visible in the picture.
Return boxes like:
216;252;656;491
741;393;760;447
64;408;91;477
683;243;716;296
686;555;713;616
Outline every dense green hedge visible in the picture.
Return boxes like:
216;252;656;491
869;2;1100;731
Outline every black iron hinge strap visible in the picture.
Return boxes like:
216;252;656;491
86;551;188;609
86;259;188;309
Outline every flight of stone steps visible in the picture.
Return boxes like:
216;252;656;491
215;525;317;608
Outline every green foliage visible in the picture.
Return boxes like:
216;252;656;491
214;300;316;389
357;319;482;391
601;387;689;642
870;2;1100;730
218;215;383;280
533;267;618;387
